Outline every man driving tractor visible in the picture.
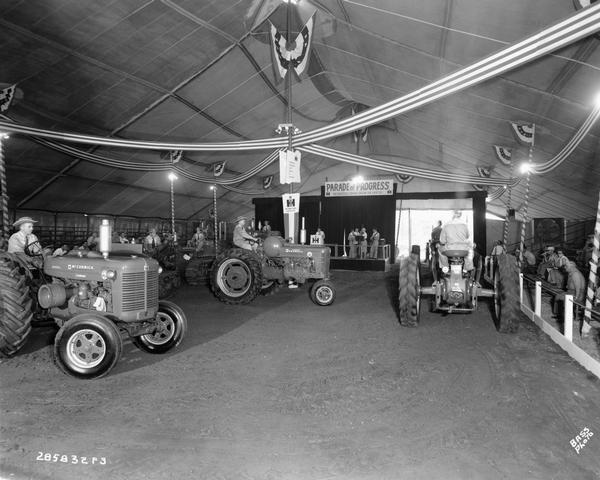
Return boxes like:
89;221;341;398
233;216;257;251
438;210;474;272
8;216;43;256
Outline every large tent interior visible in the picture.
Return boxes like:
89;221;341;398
2;1;600;479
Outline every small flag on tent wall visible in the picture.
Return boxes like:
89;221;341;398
0;84;16;113
395;174;413;184
169;150;183;164
510;122;535;145
269;13;315;79
472;184;486;191
477;166;492;178
213;161;226;177
263;175;273;189
493;145;512;166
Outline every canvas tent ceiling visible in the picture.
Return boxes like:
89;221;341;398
1;0;599;224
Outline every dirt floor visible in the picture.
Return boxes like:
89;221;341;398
2;268;600;480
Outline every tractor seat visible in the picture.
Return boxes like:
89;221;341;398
441;249;469;258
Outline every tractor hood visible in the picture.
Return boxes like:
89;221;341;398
44;251;159;281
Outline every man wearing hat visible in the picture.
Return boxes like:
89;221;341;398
233;216;257;251
8;216;43;256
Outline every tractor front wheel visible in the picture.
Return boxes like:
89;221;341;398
0;256;33;357
210;249;263;304
399;253;421;327
310;280;336;306
493;254;520;333
132;300;188;354
54;314;123;379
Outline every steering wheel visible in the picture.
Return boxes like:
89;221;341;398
24;240;44;257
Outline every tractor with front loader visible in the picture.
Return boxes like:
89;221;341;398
210;235;336;306
0;220;188;379
398;246;520;332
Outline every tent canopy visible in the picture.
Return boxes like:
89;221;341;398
1;0;599;223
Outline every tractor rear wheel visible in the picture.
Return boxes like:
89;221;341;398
399;253;421;327
0;257;33;357
310;280;336;306
210;249;263;304
493;254;520;333
132;300;187;354
54;314;123;379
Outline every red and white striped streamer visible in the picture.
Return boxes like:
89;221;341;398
583;193;600;332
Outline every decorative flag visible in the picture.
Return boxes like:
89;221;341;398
471;184;486;191
493;145;512;166
510;122;535;145
279;149;301;184
477;166;492;178
213;161;226;177
269;13;315;79
351;104;369;143
0;84;16;113
263;175;273;189
169;150;183;164
395;174;413;184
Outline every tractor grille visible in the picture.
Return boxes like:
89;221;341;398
121;270;159;312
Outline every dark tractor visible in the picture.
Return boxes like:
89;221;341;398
210;236;335;306
399;247;520;332
0;220;188;379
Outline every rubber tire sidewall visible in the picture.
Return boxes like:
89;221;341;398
0;256;33;357
210;249;263;304
399;253;420;326
132;300;188;354
310;280;336;306
54;314;123;379
493;254;520;333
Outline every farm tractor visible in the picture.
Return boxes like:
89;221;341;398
0;220;188;379
398;247;520;332
210;235;335;306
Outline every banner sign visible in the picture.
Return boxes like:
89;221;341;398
324;178;394;197
282;193;300;214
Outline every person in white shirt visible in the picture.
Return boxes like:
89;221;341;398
144;228;161;250
8;217;43;256
438;210;473;271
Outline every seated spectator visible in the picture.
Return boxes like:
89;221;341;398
118;232;129;244
52;244;70;257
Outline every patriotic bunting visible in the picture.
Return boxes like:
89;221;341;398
263;175;273;189
395;173;413;184
477;166;493;178
510;122;535;145
471;184;486;191
213;161;226;177
493;145;512;166
269;13;315;79
169;150;182;164
0;84;16;113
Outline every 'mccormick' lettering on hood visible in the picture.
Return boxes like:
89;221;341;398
67;264;95;270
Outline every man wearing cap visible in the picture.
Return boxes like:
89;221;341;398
438;210;474;271
8;216;43;256
233;216;257;251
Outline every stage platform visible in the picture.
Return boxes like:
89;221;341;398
330;256;391;272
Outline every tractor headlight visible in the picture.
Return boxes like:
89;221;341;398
101;269;117;280
158;266;163;274
442;266;449;274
